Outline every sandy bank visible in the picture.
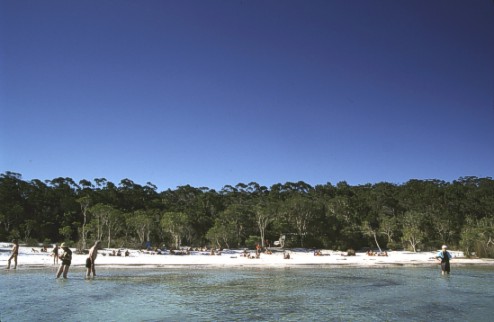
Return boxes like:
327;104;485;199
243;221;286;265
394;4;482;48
2;244;493;270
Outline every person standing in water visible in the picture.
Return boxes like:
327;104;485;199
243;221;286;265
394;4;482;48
52;244;59;265
56;243;72;279
7;239;19;269
86;240;101;278
436;245;453;275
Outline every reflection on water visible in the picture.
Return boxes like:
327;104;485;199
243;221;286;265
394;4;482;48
1;266;494;321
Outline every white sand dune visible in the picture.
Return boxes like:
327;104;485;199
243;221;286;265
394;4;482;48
2;243;493;269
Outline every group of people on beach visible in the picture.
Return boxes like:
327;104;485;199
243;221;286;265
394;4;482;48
108;249;130;257
239;245;275;259
6;240;455;275
366;250;388;257
5;239;101;279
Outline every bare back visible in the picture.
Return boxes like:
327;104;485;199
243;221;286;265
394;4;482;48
88;246;98;261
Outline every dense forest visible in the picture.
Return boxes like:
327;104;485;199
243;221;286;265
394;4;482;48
1;171;493;257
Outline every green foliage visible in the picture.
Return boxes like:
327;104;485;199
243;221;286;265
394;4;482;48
244;235;261;249
401;210;430;252
460;216;494;258
24;238;39;247
161;211;190;249
59;226;73;241
1;172;494;258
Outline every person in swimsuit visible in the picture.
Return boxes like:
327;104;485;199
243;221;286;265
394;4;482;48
7;239;19;269
52;244;59;265
56;243;72;279
86;240;101;278
436;245;453;275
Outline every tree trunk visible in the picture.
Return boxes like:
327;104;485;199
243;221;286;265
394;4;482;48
373;232;382;253
108;226;111;248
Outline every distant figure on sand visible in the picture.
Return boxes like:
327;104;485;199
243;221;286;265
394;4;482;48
56;243;72;279
7;239;19;269
436;245;453;275
86;241;101;278
52;244;59;265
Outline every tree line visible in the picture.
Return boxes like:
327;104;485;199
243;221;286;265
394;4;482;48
1;171;493;257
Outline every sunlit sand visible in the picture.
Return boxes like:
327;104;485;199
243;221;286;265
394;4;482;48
2;243;492;269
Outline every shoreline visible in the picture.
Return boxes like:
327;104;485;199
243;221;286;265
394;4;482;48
11;262;494;271
2;244;493;271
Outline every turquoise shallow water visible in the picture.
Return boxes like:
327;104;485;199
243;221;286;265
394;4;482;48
1;266;494;321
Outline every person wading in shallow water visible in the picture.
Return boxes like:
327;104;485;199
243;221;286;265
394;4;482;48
52;244;59;265
86;240;101;278
6;239;19;269
56;243;72;279
436;245;453;275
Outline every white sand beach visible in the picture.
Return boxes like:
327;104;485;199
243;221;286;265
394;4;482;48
2;243;493;269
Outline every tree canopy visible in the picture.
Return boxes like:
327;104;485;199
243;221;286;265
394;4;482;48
1;172;493;257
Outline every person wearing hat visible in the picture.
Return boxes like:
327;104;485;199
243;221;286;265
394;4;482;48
56;243;72;279
6;239;19;269
86;240;101;278
436;245;453;275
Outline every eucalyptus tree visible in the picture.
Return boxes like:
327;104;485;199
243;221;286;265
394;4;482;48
59;225;73;242
211;203;254;248
77;196;91;250
21;219;37;241
78;179;94;191
118;179;147;211
368;183;401;249
191;187;221;244
118;179;160;211
313;182;337;200
88;203;113;242
431;214;456;246
325;192;361;249
254;198;282;247
401;210;427;252
163;185;219;245
228;182;268;200
460;215;494;257
104;207;123;248
93;178;119;208
161;211;190;249
46;177;80;230
284;195;321;247
126;209;155;247
378;213;399;246
206;223;232;249
361;220;382;252
24;179;51;241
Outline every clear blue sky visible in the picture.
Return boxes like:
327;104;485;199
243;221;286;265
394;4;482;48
1;0;493;190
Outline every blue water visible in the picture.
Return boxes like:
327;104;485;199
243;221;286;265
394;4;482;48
1;266;494;321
